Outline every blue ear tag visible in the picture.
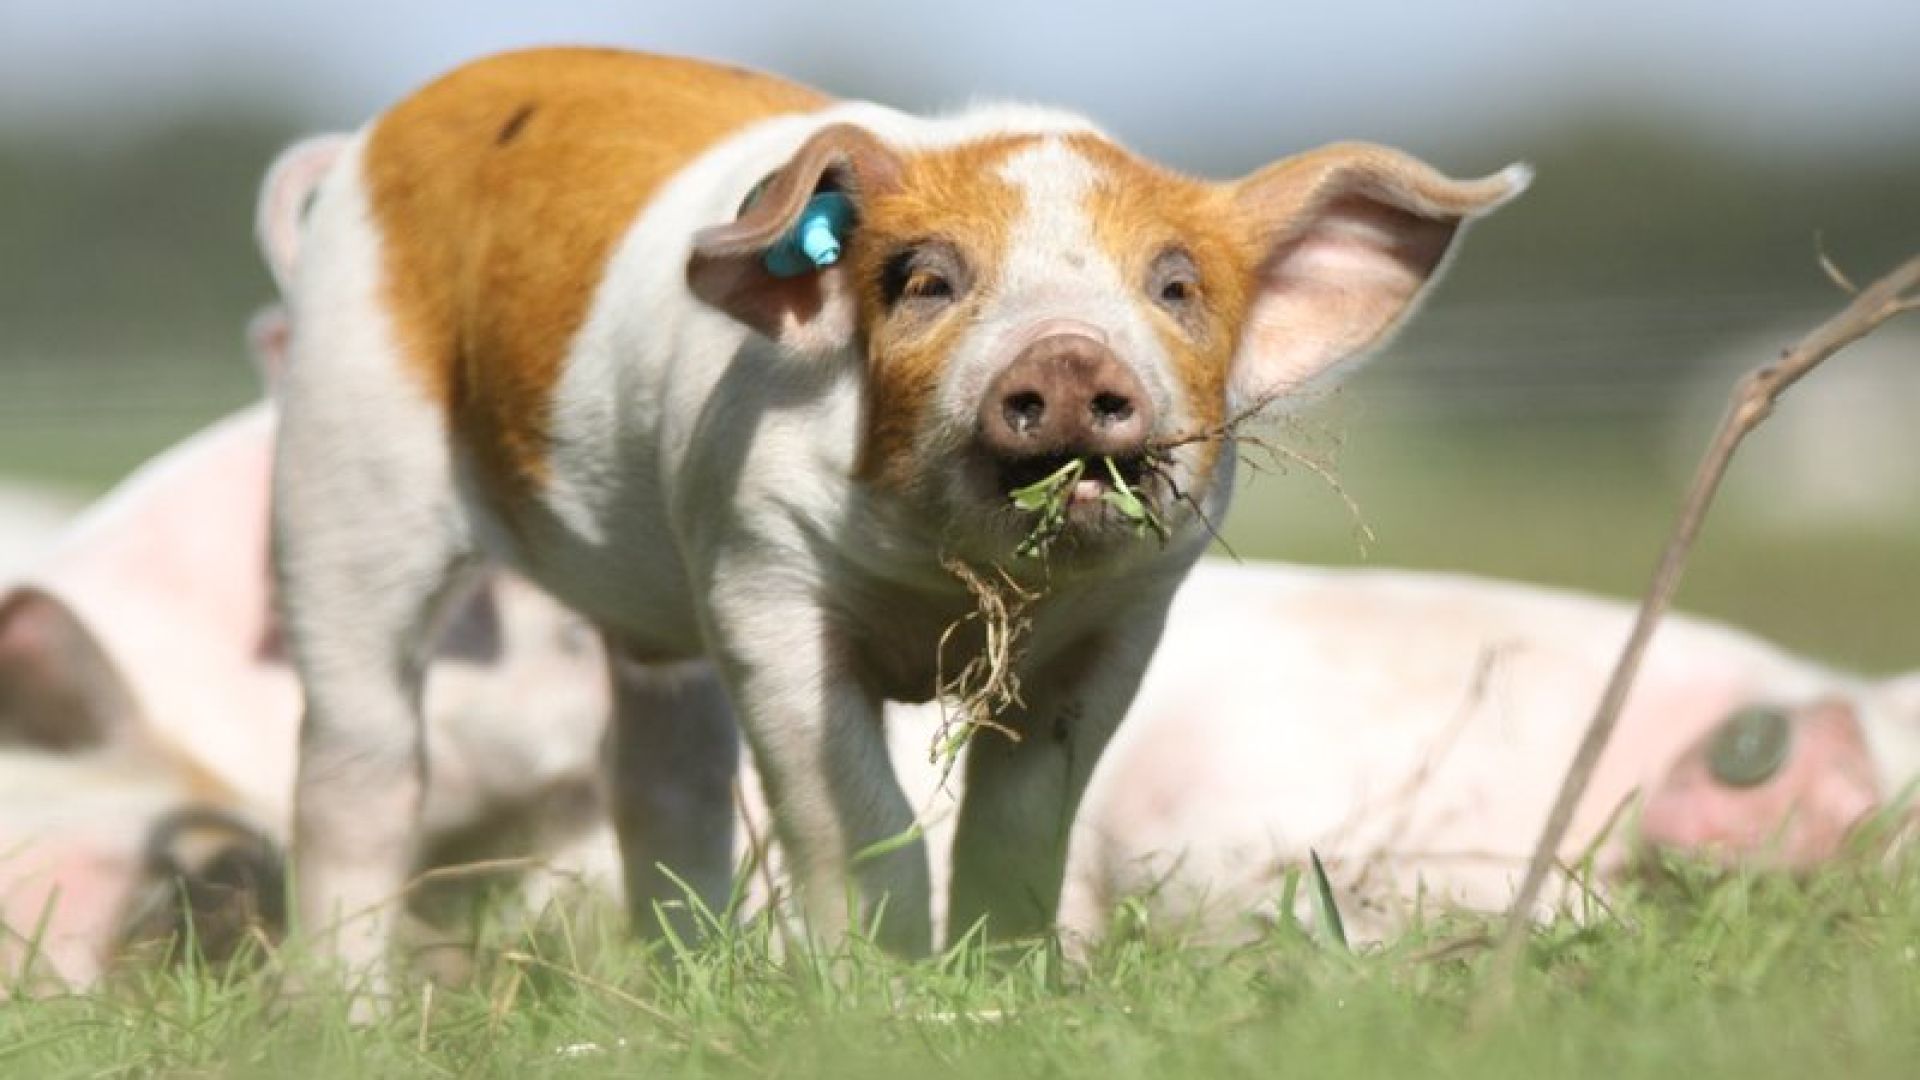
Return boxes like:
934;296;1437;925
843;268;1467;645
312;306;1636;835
762;191;855;278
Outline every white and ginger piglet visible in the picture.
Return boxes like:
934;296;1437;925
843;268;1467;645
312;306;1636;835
265;45;1525;984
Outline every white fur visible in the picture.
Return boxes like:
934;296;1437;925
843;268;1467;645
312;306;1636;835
255;134;351;295
275;135;488;988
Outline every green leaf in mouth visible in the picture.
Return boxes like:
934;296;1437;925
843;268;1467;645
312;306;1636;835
1099;455;1169;542
1008;458;1085;513
1009;455;1168;559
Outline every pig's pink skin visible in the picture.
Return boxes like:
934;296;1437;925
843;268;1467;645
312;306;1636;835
0;406;614;988
0;487;78;584
1639;699;1883;871
0;754;200;990
1047;561;1846;944
15;404;612;842
22;406;295;821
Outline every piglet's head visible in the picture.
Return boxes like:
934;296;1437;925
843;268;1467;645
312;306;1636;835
1638;699;1885;873
690;125;1527;565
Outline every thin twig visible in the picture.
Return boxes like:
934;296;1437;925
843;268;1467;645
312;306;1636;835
1146;386;1297;454
1478;252;1920;1015
1145;456;1239;559
1149;389;1377;554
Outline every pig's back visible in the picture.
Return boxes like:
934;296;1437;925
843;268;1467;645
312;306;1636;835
357;48;831;497
1064;560;1839;941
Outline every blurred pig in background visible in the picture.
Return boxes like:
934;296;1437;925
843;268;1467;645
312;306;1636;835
1049;562;1920;946
0;399;616;990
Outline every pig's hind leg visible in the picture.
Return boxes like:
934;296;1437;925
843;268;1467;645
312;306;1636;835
602;651;741;941
270;138;479;1004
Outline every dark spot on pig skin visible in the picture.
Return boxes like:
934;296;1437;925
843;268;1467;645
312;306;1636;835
254;622;287;664
496;103;537;146
436;581;505;663
1053;703;1081;743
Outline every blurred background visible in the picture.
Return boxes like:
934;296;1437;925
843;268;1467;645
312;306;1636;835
2;1;1915;669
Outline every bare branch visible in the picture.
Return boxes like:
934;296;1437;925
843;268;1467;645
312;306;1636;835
1238;434;1378;554
1815;233;1858;295
1477;253;1920;1017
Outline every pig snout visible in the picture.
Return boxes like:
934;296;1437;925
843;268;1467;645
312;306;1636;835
1638;700;1883;872
120;806;286;970
978;332;1154;468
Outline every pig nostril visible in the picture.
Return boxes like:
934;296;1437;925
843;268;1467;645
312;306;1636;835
1003;391;1047;435
1089;392;1134;427
1706;706;1793;788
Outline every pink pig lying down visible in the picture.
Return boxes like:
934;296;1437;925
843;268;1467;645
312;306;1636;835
0;404;616;989
1033;562;1920;946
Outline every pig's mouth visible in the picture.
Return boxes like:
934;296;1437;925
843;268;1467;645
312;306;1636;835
999;451;1151;503
999;451;1168;560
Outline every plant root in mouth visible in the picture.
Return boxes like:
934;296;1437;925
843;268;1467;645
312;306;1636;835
931;557;1036;776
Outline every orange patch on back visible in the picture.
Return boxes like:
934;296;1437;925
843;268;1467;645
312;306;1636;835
847;137;1037;491
363;48;830;497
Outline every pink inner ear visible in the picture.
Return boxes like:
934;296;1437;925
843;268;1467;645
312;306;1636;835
1231;197;1460;406
685;251;859;356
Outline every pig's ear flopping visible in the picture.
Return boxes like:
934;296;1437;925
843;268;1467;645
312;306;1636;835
255;133;350;295
0;587;141;751
1226;143;1530;406
687;124;903;355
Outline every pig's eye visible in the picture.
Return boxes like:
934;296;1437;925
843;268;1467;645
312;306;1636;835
903;270;953;301
881;241;968;313
1706;706;1793;788
1148;248;1202;315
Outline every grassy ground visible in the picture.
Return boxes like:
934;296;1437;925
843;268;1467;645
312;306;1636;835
2;858;1917;1078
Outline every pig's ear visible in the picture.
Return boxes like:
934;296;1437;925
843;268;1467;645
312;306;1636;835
0;588;140;750
434;577;504;663
245;305;291;391
687;124;903;355
1226;143;1529;405
255;133;348;294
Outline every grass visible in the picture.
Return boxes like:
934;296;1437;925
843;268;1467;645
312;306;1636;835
3;859;1918;1077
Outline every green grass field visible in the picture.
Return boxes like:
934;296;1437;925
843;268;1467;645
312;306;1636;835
3;858;1918;1078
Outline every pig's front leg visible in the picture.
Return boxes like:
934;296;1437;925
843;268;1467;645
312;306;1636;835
946;599;1174;943
703;579;932;955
